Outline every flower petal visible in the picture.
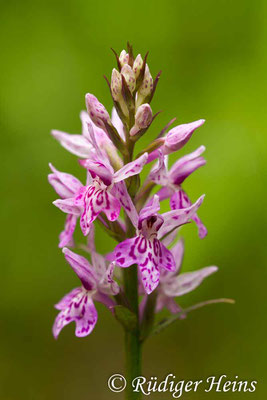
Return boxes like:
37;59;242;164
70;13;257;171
111;107;125;140
53;289;98;338
139;195;161;222
170;190;207;239
80;186;120;235
155;293;183;314
59;214;78;248
169;146;206;185
85;224;96;252
160;239;184;281
161;227;180;247
113;182;138;227
139;251;160;295
156;186;174;201
53;198;81;215
158;195;205;239
85;93;110;130
93;292;116;309
98;262;120;295
54;287;82;310
163;266;218;297
103;192;121;222
80;110;91;138
111;236;161;294
164;119;205;153
79;159;113;186
91;251;107;278
149;151;169;186
113;153;148;183
171;238;184;274
159;243;176;272
51;130;92;158
48;163;82;198
110;237;139;268
63;247;97;290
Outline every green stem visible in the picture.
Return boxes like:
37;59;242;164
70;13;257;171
122;114;142;399
123;266;142;400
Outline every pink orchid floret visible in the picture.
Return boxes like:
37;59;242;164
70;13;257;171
78;152;148;235
147;119;205;163
53;247;119;339
149;147;207;238
155;239;218;313
52;152;148;237
109;194;204;294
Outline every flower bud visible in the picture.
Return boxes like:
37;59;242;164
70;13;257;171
119;50;129;67
164;119;205;153
136;65;153;107
111;68;122;101
130;103;153;136
110;69;129;118
85;93;110;130
133;54;143;79
139;65;153;96
121;64;136;94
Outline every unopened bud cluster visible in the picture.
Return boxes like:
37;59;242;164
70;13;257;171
111;49;154;137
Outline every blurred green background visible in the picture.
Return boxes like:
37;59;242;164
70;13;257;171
1;0;266;399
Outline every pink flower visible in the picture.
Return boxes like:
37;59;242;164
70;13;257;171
52;152;148;237
78;151;148;235
53;248;119;339
109;195;204;294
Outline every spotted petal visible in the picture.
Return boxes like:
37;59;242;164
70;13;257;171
158;195;205;239
98;261;120;295
149;151;169;186
170;190;207;239
51;130;93;158
79;159;113;186
113;153;148;183
163;266;218;297
59;214;78;248
80;186;121;235
111;236;173;294
53;288;98;338
113;181;138;227
48;163;83;198
160;243;176;272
